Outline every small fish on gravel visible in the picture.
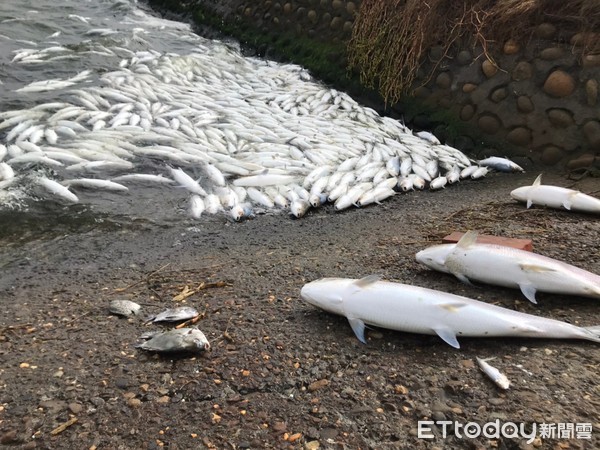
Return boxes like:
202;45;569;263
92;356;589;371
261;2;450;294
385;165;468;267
476;357;510;390
109;299;141;317
146;306;199;323
135;327;210;353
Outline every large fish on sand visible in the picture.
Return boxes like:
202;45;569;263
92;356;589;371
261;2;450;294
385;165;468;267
415;231;600;303
300;275;600;348
511;174;600;214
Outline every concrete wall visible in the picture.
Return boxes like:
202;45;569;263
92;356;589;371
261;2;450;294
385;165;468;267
153;0;600;171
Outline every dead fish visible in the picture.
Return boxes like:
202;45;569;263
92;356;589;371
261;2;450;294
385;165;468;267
147;306;198;323
476;357;510;390
109;299;141;317
135;327;210;353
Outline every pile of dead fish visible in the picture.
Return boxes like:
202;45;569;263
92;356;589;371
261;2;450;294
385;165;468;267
0;40;512;220
109;300;210;353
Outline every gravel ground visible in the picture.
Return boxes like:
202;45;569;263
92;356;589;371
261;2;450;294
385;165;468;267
0;171;599;449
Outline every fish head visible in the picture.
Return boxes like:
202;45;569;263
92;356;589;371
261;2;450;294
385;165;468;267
301;278;346;315
415;245;453;273
510;186;530;202
185;329;211;351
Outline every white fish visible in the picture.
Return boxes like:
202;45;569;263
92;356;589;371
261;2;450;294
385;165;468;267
189;195;205;219
62;178;129;191
416;230;600;303
148;306;199;323
478;157;524;173
429;176;447;190
511;174;600;214
109;300;141;317
398;176;413;192
169;167;207;196
356;187;395;207
290;199;311;218
471;166;489;179
460;165;479;179
38;177;79;203
233;172;299;187
111;174;175;184
0;162;15;181
135;328;210;353
300;275;600;348
415;131;440;145
476;357;510;390
247;187;274;208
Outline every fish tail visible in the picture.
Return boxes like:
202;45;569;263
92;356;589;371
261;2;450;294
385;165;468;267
582;325;600;343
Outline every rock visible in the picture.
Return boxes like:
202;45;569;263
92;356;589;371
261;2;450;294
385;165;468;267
482;60;498;78
477;114;501;135
283;3;292;14
583;120;600;150
543;70;575;97
536;23;556;39
571;32;598;47
0;430;18;444
507;127;532;146
343;21;353;34
488;398;506;406
330;17;342;30
346;2;356;15
435;72;451;89
22;441;37;450
512;61;533;81
539;47;564;61
490;87;507;102
516;96;534;113
582;54;600;68
460;359;475;369
305;441;320;450
308;379;329;392
462;83;477;93
457;50;472;65
307;10;317;24
541;146;564;165
68;402;83;414
413;86;430;99
319;427;338;440
272;421;287;432
547;109;574;128
586;79;598;106
331;0;343;10
566;153;596;170
503;39;519;55
460;104;475;121
127;398;142;408
429;46;444;62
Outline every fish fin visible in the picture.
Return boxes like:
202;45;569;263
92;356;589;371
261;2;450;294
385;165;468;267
519;263;556;273
450;271;473;286
348;318;367;344
526;198;533;209
432;326;460;348
518;283;538;304
563;192;578;210
533;173;542;186
456;230;478;249
438;302;468;313
353;275;382;288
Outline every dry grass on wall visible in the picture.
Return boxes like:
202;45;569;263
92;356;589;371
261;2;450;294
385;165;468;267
348;0;600;104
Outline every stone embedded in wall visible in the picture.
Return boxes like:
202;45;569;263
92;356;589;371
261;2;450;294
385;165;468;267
583;120;600;151
330;16;342;30
539;47;564;61
582;54;600;68
477;114;501;135
320;0;329;7
457;50;472;66
346;2;356;15
507;127;532;146
307;9;318;23
462;83;477;93
429;46;444;62
503;39;519;55
331;0;343;10
547;108;574;128
413;86;430;99
516;96;534;113
481;60;498;78
490;87;508;102
435;72;451;89
566;153;596;170
343;21;352;34
586;79;598;106
540;145;565;165
571;32;599;47
460;104;475;121
512;61;533;81
536;23;556;39
283;3;292;14
543;70;576;97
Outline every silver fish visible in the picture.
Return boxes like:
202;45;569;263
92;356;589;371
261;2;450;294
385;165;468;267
147;306;199;323
135;328;210;353
476;357;510;390
109;299;141;317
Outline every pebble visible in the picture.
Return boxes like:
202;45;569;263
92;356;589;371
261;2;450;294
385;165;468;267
307;379;329;392
68;402;83;414
0;430;18;444
305;441;320;450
